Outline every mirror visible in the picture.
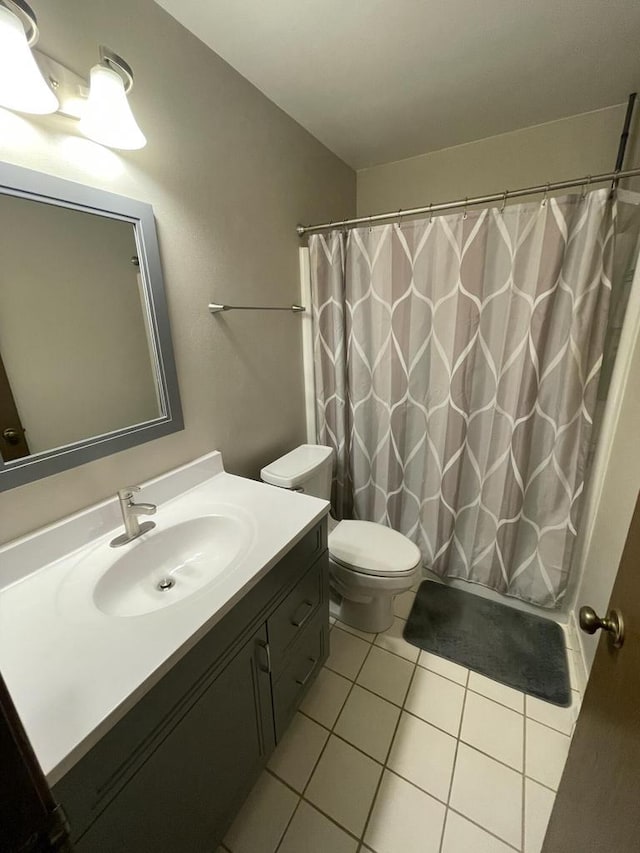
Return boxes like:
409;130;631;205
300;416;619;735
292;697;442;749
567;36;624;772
0;163;183;491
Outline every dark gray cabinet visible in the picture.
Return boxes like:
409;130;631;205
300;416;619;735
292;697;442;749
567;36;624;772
53;518;328;852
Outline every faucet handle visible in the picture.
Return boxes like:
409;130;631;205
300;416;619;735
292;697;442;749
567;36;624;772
117;485;140;501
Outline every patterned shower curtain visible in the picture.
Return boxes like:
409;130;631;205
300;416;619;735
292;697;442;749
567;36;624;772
310;190;620;608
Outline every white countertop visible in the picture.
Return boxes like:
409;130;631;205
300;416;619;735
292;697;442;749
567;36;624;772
0;452;329;785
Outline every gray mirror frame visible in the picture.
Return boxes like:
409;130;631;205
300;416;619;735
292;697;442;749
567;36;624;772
0;162;183;491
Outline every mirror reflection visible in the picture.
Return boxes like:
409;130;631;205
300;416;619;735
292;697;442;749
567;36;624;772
0;195;163;462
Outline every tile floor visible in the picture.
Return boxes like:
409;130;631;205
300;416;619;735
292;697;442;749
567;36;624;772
222;588;581;853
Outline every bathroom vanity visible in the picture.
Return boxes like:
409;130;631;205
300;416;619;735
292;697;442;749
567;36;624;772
0;453;329;851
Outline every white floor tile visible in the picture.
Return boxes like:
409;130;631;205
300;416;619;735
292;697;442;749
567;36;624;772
450;744;522;848
404;667;465;736
356;646;415;706
326;627;371;680
299;667;351;728
525;719;570;790
393;589;416;620
417;651;468;685
374;616;420;662
524;778;556;853
267;712;328;792
467;671;525;713
526;694;577;736
277;801;358;853
461;691;524;771
334;619;377;642
387;711;456;802
305;735;382;837
442;810;515;853
334;685;401;762
364;770;446;853
224;772;298;853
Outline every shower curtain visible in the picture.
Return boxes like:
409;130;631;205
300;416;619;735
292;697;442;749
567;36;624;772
310;189;624;608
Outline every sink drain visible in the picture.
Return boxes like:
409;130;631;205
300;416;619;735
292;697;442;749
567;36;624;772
157;578;175;591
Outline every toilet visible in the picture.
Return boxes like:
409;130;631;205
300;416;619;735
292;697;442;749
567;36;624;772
260;444;421;633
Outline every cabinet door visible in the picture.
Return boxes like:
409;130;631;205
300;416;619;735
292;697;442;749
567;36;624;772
76;625;273;853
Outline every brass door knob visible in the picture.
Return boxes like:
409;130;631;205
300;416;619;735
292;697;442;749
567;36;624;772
2;428;20;445
579;606;625;648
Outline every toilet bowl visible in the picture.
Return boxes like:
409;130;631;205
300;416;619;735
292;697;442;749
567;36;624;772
260;445;421;633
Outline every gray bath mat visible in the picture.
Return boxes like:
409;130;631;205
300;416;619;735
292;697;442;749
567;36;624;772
403;582;571;706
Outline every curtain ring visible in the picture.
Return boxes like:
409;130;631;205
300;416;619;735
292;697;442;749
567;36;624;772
581;175;591;200
397;208;403;229
541;183;550;207
369;214;373;233
500;190;508;214
342;217;348;237
463;197;468;220
429;203;433;223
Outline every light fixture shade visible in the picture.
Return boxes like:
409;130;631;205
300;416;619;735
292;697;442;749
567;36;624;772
79;63;146;150
0;4;58;114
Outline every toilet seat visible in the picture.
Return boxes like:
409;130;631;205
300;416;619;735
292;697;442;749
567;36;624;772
329;520;421;578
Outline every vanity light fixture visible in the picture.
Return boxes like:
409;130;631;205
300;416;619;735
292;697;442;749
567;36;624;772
0;3;146;150
0;0;59;114
79;46;146;150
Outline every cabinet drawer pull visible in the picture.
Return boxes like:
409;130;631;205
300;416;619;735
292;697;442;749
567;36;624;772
256;640;272;674
295;657;318;687
291;599;314;628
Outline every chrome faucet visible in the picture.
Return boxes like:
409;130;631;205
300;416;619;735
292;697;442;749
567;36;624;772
110;486;157;547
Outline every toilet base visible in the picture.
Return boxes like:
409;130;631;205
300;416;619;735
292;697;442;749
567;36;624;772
334;591;395;634
329;556;420;635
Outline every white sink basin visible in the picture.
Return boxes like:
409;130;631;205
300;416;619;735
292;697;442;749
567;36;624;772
59;511;253;618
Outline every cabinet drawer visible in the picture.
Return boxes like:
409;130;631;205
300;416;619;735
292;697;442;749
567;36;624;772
272;613;328;741
268;557;324;667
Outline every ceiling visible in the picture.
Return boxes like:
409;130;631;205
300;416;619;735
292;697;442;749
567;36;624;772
155;0;640;169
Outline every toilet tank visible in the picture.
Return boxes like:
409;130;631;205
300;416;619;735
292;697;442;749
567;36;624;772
260;444;334;500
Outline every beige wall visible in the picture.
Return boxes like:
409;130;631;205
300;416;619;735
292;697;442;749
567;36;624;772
357;105;640;215
0;0;355;544
0;197;159;453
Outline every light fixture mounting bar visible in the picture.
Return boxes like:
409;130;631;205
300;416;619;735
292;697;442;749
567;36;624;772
33;50;88;116
0;0;39;45
98;45;134;93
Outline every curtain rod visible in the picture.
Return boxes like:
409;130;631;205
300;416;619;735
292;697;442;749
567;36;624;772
295;167;640;236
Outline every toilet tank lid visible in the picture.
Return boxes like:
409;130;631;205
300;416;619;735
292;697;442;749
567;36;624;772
260;444;333;489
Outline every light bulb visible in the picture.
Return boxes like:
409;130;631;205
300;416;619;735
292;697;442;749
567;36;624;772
79;63;146;150
0;4;58;114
